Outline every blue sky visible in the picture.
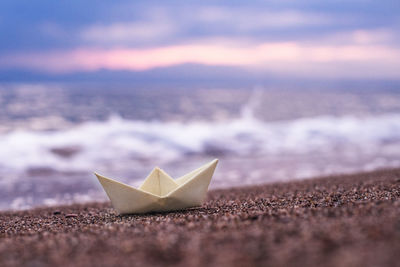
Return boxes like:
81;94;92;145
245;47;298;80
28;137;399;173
0;0;399;80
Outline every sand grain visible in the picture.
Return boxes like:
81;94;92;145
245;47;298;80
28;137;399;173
1;168;400;267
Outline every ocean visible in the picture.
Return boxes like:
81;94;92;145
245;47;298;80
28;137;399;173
1;82;400;210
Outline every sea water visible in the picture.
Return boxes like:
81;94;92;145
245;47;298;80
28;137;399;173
1;83;400;210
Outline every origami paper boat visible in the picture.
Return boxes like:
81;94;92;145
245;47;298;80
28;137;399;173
95;159;218;214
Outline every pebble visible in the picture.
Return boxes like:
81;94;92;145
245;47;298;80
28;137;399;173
0;168;399;267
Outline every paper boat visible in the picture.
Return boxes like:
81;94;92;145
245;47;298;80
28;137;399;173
95;159;218;214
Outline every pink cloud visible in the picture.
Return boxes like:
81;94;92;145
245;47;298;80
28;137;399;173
1;40;400;79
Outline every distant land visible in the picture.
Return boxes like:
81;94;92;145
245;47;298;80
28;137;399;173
0;63;400;91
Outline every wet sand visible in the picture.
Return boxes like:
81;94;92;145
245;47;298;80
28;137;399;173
1;168;399;267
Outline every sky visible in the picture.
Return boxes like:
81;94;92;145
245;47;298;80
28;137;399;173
0;0;399;81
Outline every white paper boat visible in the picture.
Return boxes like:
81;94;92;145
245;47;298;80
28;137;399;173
95;159;218;214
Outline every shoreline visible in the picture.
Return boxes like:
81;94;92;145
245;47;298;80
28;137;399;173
1;168;399;266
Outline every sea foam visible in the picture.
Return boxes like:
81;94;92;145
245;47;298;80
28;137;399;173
0;111;399;176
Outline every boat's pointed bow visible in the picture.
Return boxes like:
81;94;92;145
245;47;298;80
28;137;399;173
94;172;109;190
209;158;218;170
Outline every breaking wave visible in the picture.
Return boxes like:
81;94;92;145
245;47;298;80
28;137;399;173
0;111;400;176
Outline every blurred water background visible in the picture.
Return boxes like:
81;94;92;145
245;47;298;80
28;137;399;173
1;82;400;210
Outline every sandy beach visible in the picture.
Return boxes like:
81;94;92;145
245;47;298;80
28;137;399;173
1;168;399;267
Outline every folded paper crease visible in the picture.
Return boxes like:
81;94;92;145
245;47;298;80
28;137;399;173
95;159;218;214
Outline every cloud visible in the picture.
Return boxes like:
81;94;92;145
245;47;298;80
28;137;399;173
76;7;344;47
1;32;399;79
315;29;400;46
1;0;399;53
80;19;177;45
194;7;335;30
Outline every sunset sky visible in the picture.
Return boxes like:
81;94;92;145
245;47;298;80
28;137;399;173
1;0;399;80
